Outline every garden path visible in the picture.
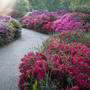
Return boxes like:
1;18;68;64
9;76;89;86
0;28;48;90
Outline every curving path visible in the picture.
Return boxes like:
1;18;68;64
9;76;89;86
0;28;48;90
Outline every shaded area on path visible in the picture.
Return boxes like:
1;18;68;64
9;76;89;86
0;28;48;90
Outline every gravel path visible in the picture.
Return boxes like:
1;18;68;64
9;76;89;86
0;28;48;90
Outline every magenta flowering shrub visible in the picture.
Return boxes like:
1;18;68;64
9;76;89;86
19;43;90;90
18;52;48;89
19;10;58;25
44;30;90;47
19;30;90;90
42;42;90;89
19;8;68;23
52;12;90;32
19;11;90;34
20;13;56;34
19;9;70;34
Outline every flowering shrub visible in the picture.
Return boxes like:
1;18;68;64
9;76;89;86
28;14;57;33
19;10;51;26
0;15;13;22
56;8;71;15
52;12;90;32
0;15;21;46
19;43;90;90
43;30;90;47
9;20;22;38
20;13;57;34
19;30;90;90
19;9;70;34
19;8;69;23
27;8;70;18
0;22;14;45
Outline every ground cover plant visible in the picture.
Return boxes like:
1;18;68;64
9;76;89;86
18;30;90;90
0;15;22;46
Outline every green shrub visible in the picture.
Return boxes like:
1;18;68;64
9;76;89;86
83;16;90;24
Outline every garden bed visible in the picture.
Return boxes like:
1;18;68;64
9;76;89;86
18;30;90;90
19;9;90;34
19;9;70;34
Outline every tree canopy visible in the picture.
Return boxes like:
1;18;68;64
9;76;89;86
14;0;90;13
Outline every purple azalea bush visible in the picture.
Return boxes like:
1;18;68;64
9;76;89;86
0;15;22;46
27;8;70;18
0;15;13;22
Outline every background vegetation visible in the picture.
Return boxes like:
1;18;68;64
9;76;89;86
13;0;90;18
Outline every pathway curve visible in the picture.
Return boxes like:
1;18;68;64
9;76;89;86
0;28;48;90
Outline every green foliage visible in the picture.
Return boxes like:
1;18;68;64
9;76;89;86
7;20;21;38
83;16;90;25
13;0;90;14
14;0;30;12
23;83;31;87
10;20;22;28
33;80;37;90
67;77;73;86
28;0;61;11
70;0;90;11
75;7;90;14
23;74;35;90
13;0;32;17
39;74;52;90
60;0;90;12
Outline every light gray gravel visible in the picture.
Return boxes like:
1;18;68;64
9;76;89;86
0;28;48;90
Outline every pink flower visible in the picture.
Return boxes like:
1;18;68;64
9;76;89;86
52;70;57;75
67;38;70;41
72;56;77;64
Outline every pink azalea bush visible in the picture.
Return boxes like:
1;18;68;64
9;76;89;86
19;8;69;25
19;10;90;34
20;14;56;34
52;12;90;32
18;30;90;90
19;9;70;34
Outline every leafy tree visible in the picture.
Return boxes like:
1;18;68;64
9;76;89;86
14;0;31;12
28;0;61;11
13;0;90;14
70;0;90;10
60;0;90;13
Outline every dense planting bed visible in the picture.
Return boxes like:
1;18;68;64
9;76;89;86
0;15;22;46
19;9;70;34
18;30;90;90
18;9;90;90
19;9;90;34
